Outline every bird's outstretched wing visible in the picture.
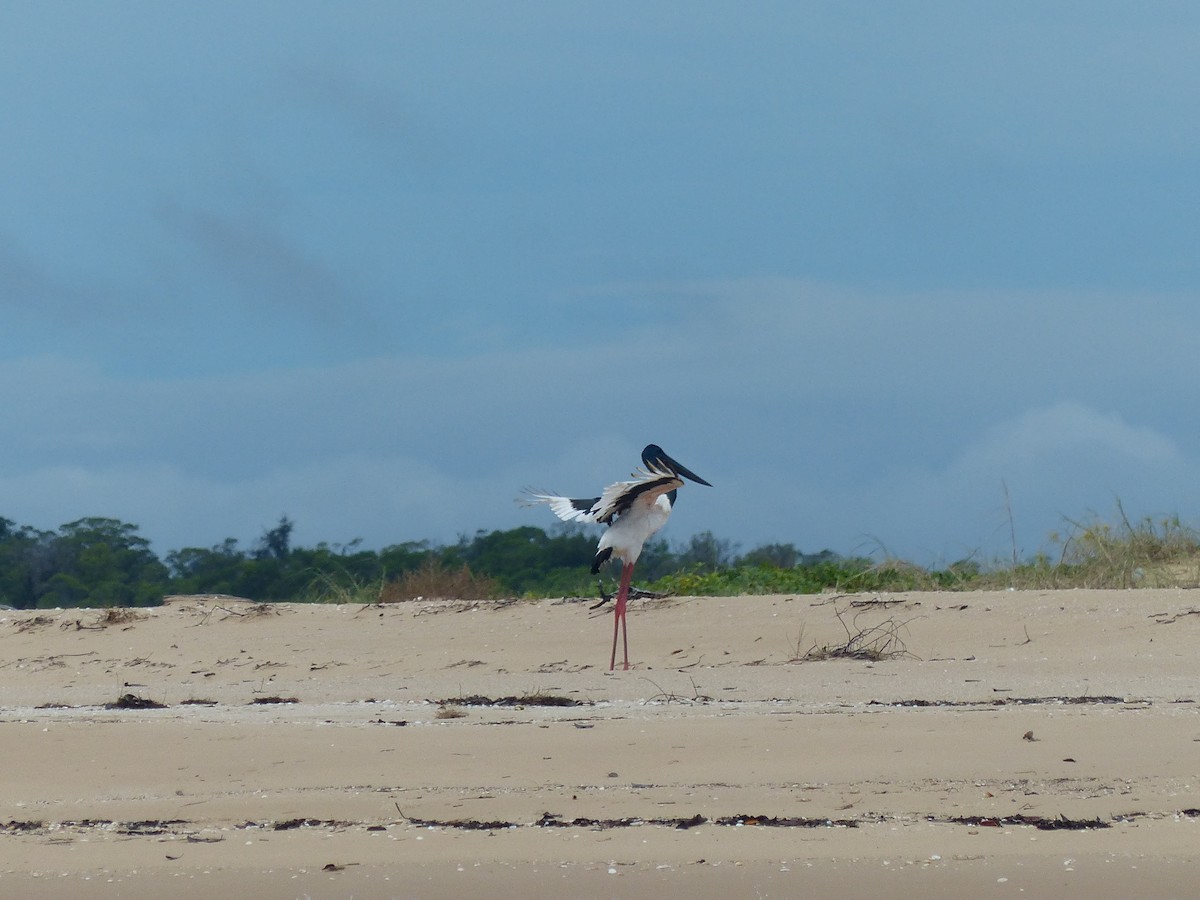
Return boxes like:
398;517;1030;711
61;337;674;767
520;466;681;526
520;444;708;527
588;468;683;524
518;489;602;523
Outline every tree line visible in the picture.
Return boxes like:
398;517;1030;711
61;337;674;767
0;514;838;610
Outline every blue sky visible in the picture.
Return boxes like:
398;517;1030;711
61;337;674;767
2;3;1199;564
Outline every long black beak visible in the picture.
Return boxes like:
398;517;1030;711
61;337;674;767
641;444;713;487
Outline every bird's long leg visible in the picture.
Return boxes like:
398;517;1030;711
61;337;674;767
610;562;635;671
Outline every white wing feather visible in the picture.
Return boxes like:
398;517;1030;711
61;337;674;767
523;465;680;523
520;490;598;523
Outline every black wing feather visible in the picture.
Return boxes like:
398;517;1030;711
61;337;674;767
597;475;680;524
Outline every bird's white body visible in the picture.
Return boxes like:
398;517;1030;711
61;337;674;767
597;491;672;566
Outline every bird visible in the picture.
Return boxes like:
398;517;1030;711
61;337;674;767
521;444;712;670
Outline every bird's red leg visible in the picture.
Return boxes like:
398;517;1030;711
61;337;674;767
610;562;635;671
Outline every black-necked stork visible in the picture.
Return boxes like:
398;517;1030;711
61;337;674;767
522;444;712;671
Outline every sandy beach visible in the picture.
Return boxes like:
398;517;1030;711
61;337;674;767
1;588;1198;898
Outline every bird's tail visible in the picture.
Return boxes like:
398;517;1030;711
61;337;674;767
590;545;613;575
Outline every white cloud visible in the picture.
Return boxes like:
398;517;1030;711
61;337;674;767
954;402;1182;473
828;402;1197;564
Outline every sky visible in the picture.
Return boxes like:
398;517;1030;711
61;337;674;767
2;2;1199;565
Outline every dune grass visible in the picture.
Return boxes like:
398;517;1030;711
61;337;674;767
379;559;503;602
295;504;1200;603
641;506;1200;596
648;557;979;597
298;559;503;604
999;507;1200;590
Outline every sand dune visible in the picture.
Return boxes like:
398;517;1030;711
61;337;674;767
1;589;1198;898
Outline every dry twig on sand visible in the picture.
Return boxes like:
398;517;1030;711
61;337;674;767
792;604;919;662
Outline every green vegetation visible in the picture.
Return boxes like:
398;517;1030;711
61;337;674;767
0;505;1196;609
997;508;1200;590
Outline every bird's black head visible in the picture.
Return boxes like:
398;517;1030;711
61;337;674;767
642;444;713;487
